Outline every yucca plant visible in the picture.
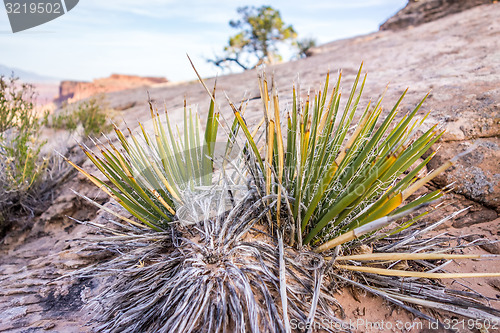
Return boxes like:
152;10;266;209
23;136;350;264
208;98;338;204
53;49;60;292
69;63;500;332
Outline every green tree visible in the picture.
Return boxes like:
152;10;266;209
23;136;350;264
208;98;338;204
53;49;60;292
210;5;298;70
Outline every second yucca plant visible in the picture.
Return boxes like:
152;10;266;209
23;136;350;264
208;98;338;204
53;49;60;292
70;64;500;332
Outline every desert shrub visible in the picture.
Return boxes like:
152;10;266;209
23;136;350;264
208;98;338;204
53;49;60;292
50;106;78;132
50;96;112;137
0;75;69;233
0;76;46;229
69;65;500;332
296;37;317;58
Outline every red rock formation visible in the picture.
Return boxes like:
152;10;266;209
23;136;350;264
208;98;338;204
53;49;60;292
56;74;168;103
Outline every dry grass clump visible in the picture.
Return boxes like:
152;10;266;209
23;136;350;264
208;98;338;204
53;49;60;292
80;189;345;332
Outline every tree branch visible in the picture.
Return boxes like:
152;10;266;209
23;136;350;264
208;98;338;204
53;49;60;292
207;57;249;71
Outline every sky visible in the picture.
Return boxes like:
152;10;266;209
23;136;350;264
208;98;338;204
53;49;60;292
0;0;407;82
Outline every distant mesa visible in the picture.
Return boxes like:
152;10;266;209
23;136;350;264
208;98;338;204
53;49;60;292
380;0;493;31
56;74;168;104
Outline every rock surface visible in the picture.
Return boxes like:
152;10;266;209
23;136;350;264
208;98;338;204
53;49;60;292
429;138;500;211
1;3;500;332
380;0;494;30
